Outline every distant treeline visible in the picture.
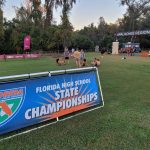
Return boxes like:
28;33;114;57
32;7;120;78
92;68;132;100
0;0;150;54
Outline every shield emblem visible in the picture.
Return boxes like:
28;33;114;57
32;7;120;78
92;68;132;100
0;87;25;126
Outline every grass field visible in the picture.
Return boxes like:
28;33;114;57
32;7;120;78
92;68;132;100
0;53;150;150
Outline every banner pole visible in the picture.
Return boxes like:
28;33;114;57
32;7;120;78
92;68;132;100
96;67;104;106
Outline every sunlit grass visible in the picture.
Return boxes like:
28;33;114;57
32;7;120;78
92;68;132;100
0;53;150;150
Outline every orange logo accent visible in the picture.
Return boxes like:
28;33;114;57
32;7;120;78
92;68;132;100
0;102;12;116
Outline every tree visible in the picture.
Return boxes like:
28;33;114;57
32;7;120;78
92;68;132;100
0;8;3;38
78;23;98;47
0;0;5;38
72;32;94;50
119;0;150;31
97;17;108;47
30;0;43;26
44;0;55;27
58;0;76;47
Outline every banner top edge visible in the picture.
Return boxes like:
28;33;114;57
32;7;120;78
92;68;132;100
0;67;97;81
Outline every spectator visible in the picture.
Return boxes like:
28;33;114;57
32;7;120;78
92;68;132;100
56;58;66;65
91;58;100;67
81;58;87;67
64;47;70;64
73;49;81;67
80;49;85;64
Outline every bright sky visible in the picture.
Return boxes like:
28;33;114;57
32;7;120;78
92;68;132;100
3;0;126;30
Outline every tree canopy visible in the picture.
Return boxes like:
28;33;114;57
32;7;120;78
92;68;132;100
0;0;150;54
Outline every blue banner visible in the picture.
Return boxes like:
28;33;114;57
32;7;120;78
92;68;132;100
0;70;103;134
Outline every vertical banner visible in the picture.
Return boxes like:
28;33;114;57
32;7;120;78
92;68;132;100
24;35;31;51
0;68;104;135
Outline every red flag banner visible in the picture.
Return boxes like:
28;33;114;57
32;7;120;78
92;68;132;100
24;35;31;51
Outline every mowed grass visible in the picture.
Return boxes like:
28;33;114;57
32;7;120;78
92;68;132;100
0;53;150;150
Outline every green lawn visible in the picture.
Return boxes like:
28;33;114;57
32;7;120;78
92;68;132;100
0;53;150;150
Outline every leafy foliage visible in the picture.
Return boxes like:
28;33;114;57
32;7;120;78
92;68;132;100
0;0;150;54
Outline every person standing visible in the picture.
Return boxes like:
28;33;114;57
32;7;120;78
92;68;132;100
80;49;85;61
80;49;86;66
73;48;81;67
64;47;70;64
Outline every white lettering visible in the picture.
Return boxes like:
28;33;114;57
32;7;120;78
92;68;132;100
24;92;98;120
57;102;63;111
55;87;79;100
25;109;31;120
40;105;47;116
36;84;60;93
47;103;57;114
32;107;40;118
75;79;91;86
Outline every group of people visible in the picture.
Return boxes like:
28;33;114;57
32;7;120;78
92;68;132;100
56;47;100;67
